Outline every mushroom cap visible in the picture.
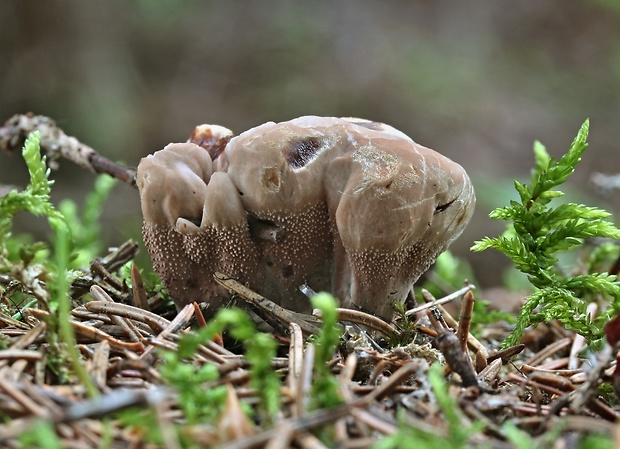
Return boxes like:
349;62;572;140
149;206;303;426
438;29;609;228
188;124;233;172
137;142;213;227
223;118;340;211
137;117;475;318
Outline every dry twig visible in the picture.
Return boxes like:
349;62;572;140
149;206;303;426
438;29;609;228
0;113;137;187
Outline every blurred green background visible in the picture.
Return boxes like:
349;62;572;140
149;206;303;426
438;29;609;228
1;0;619;289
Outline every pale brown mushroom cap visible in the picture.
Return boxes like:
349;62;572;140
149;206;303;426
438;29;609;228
137;142;213;227
137;117;475;318
137;142;236;310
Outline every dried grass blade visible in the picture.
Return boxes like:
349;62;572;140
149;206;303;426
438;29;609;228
214;272;322;335
85;301;170;332
90;341;111;391
287;322;303;395
90;285;143;343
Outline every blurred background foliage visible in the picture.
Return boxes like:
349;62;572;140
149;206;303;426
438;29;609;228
1;0;619;289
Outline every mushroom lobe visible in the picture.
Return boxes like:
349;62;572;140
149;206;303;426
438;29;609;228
137;116;475;318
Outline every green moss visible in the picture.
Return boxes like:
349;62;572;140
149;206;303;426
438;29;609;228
472;120;620;347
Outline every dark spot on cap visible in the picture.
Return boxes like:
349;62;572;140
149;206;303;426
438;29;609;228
261;167;281;191
188;128;231;160
434;198;457;215
282;264;294;278
284;137;324;169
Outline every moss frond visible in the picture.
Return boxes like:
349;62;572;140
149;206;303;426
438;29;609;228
472;120;620;348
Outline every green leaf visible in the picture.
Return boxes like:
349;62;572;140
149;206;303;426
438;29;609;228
514;180;531;204
545;203;611;224
19;420;63;449
470;237;497;252
538;190;564;200
532;140;550;182
489;204;523;221
530;119;589;201
165;307;281;424
558;273;620;297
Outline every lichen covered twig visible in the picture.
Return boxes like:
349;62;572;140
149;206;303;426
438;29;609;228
0;113;137;187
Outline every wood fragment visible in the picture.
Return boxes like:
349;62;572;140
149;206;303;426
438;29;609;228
130;263;149;311
537;357;569;370
435;331;479;389
294;432;331;449
219;405;351;449
288;322;304;396
90;260;124;291
405;284;475;316
422;290;487;358
264;421;294;449
356;362;419;406
22;381;64;417
193;301;208;328
6;358;28;382
8;321;47;350
296;343;315;417
0;113;137;187
529;371;575;392
568;343;616;416
520;364;582;377
477;358;502;384
341;437;377;449
0;350;43;362
59;388;168;423
349;408;398;435
525;338;572;366
349;385;419;395
216;384;256;441
457;290;475;353
0;376;48;418
486;344;525;364
97;240;140;273
84;301;170;332
507;373;568;397
26;308;144;352
90;341;111;391
155;398;183;449
138;303;195;361
214;272;322;335
475;348;487;372
330;308;400;338
89;286;143;343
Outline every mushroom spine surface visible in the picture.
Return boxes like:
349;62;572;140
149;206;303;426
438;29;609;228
137;116;475;318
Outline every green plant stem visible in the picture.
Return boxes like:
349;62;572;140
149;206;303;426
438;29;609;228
11;298;37;320
52;219;99;398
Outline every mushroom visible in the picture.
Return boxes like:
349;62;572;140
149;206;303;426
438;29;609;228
137;116;475;319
